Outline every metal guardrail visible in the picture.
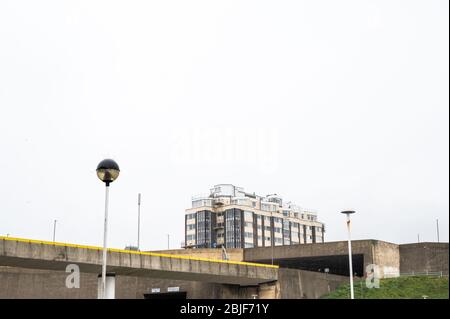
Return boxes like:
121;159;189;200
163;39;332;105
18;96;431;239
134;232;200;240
398;271;448;277
382;270;449;278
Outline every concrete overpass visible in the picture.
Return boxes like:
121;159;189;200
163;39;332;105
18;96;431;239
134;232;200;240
243;240;448;278
244;240;401;277
2;237;444;298
0;236;278;286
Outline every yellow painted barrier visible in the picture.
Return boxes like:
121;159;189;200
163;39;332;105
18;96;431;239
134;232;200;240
0;236;278;269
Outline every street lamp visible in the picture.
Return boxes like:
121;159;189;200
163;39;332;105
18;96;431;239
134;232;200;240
96;159;120;299
341;210;356;299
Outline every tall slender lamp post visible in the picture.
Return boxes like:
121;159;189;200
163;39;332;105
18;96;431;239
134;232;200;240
341;210;356;299
53;219;57;242
436;219;440;243
96;159;120;299
137;193;141;251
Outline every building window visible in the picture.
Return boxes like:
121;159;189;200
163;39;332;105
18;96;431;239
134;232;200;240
225;209;242;248
197;211;212;248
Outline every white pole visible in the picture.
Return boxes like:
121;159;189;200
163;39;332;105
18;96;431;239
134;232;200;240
53;220;57;242
138;193;141;250
436;219;440;243
101;185;110;299
346;213;355;299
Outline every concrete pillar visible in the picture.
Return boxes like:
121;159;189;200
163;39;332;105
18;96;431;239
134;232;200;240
258;282;279;299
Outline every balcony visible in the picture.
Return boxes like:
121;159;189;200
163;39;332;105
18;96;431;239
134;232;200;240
231;198;252;207
191;194;211;201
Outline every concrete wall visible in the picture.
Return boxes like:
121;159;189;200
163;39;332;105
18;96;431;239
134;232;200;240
244;240;377;262
0;265;348;299
0;266;98;299
372;241;400;277
0;266;261;299
399;243;449;275
277;268;347;299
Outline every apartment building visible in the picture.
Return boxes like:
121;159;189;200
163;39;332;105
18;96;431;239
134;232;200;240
185;184;325;249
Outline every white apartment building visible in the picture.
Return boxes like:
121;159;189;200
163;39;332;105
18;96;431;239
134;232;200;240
185;184;325;249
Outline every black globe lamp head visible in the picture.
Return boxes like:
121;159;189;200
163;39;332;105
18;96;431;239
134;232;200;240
96;159;120;186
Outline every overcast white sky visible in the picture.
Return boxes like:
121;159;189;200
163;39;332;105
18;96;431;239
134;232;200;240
0;0;448;251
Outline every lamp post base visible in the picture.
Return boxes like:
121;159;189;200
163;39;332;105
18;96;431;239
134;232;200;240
97;273;116;299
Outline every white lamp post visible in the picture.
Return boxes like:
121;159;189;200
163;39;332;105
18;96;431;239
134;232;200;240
96;159;120;299
137;193;141;251
341;210;356;299
53;219;57;242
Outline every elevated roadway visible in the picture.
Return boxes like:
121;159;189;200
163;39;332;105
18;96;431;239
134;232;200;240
0;236;278;286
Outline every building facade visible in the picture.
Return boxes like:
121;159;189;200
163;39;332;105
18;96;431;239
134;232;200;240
185;184;325;249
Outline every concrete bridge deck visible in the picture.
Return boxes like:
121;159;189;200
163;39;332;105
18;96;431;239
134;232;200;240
0;236;278;286
244;240;400;277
